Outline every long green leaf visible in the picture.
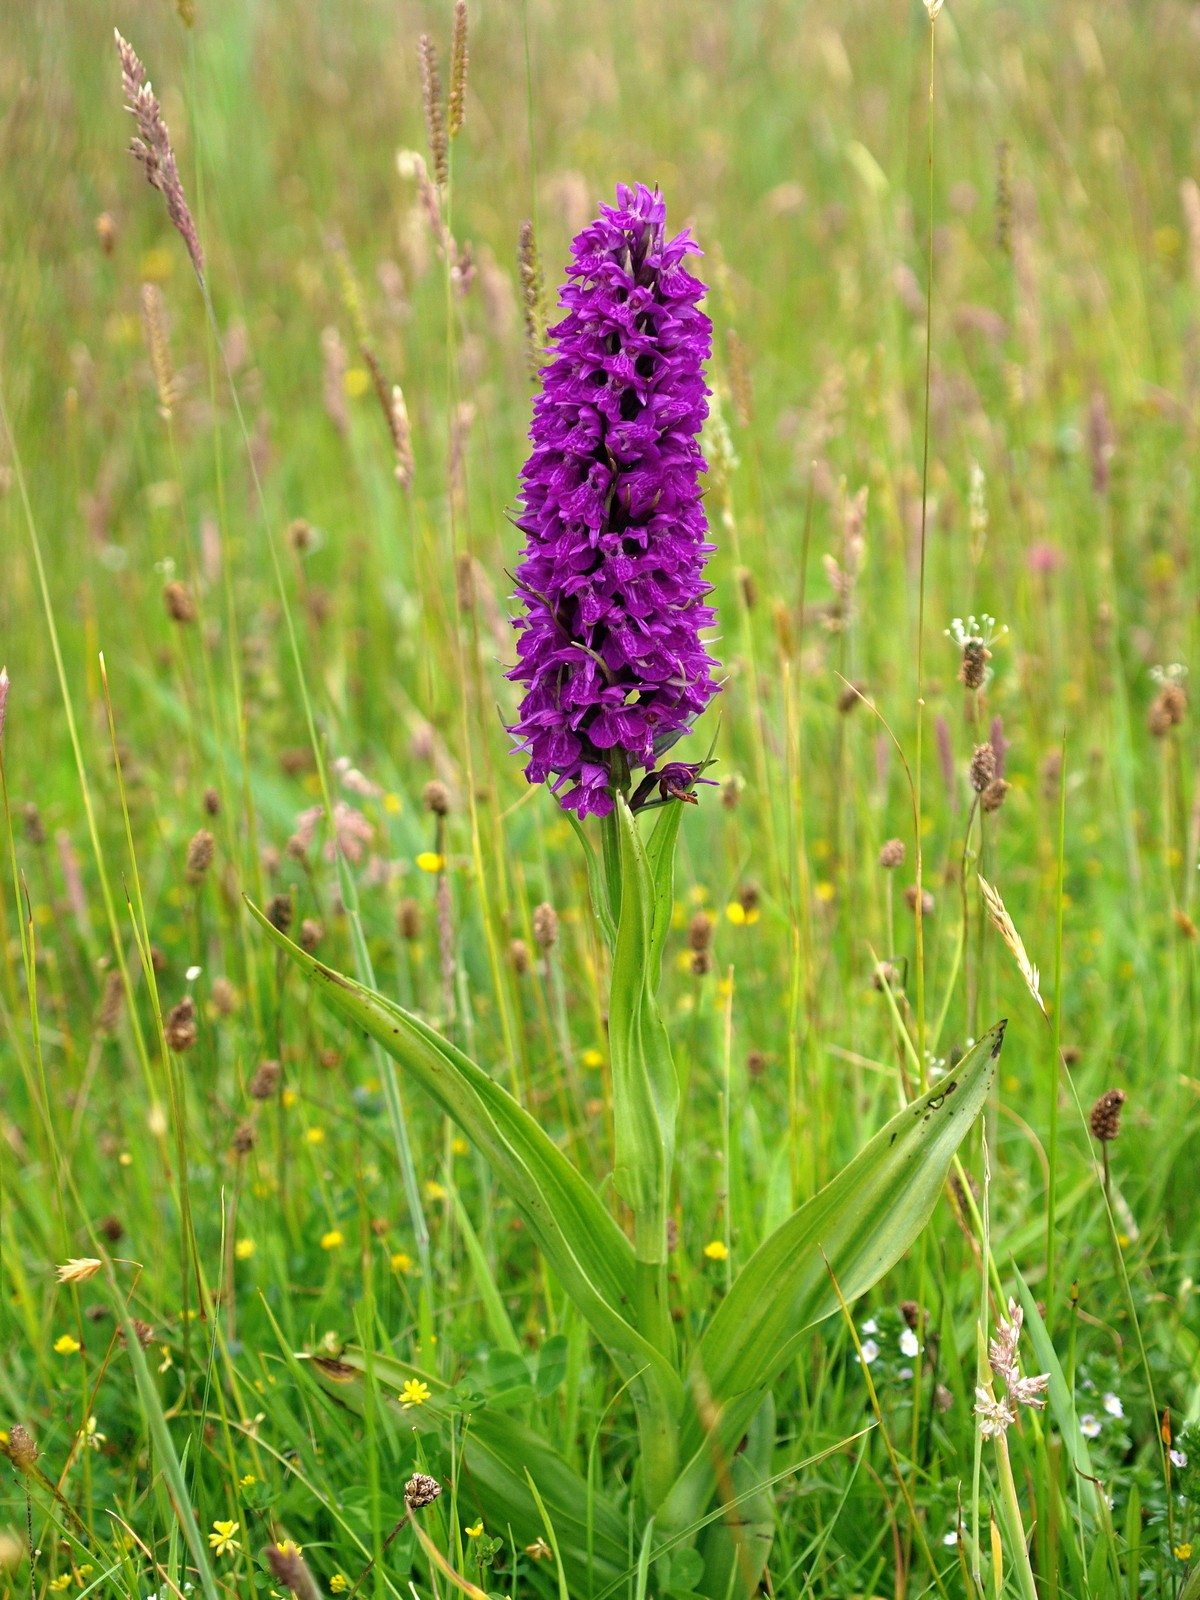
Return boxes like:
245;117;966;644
307;1348;628;1594
693;1020;1005;1403
245;899;684;1486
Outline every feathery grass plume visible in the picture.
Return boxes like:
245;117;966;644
517;219;545;382
418;35;449;188
978;875;1045;1014
359;346;414;486
56;1258;102;1285
448;1;469;138
507;184;720;817
114;31;204;278
320;326;349;435
140;283;175;419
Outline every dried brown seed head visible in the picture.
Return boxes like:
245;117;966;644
969;743;997;793
249;1059;282;1100
3;1424;38;1472
980;777;1010;813
879;838;906;869
404;1472;442;1509
202;786;221;816
1089;1088;1126;1143
186;829;215;882
231;1122;257;1155
164;996;198;1052
423;780;451;817
509;938;531;976
688;912;714;953
163;579;196;624
958;639;990;690
266;893;293;934
299;918;323;953
398;898;422;941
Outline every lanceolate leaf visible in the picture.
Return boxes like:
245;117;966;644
308;1349;628;1594
691;1020;1005;1405
245;900;684;1475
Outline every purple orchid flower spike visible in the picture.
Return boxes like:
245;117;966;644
507;183;721;818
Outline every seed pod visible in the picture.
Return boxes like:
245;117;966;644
879;838;905;869
231;1122;257;1155
4;1425;38;1472
510;938;531;976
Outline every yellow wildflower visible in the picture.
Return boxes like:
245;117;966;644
450;1136;468;1157
401;1379;431;1408
235;1239;255;1260
54;1334;81;1355
343;367;370;398
390;1251;413;1274
425;1180;448;1201
330;1577;350;1593
208;1520;241;1557
1176;1544;1193;1561
239;1474;257;1489
320;1229;344;1251
416;851;445;874
465;1521;483;1537
281;1089;299;1109
703;1240;728;1261
49;1576;72;1592
725;902;747;926
303;1127;326;1145
582;1048;604;1069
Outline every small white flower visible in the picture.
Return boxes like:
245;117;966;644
899;1328;920;1358
1080;1413;1102;1438
185;964;202;982
943;1528;960;1546
1170;1448;1187;1469
1103;1392;1123;1418
858;1339;880;1365
975;1387;1017;1439
861;1318;878;1335
898;1366;913;1381
1150;662;1187;687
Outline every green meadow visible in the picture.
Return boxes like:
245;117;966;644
2;1;1199;1595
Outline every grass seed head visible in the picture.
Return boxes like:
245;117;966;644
265;1543;322;1600
1089;1088;1126;1143
418;35;449;187
879;838;906;869
266;893;293;934
164;996;198;1052
2;1424;37;1472
532;902;559;949
114;31;204;277
249;1059;282;1100
163;580;196;624
185;828;215;883
969;742;997;792
448;1;469;139
404;1472;442;1509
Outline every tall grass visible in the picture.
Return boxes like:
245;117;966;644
2;1;1199;1596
